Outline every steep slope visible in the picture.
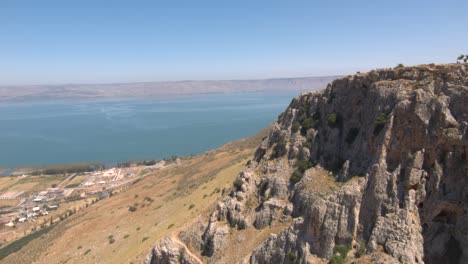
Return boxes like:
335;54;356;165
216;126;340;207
0;130;266;264
147;63;467;264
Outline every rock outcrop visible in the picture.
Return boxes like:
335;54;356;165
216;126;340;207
146;63;467;264
145;237;201;264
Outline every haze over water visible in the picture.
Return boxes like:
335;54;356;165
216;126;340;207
0;92;297;168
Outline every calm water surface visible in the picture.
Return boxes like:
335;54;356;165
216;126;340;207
0;92;298;167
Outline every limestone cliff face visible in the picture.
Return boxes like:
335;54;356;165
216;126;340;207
146;63;467;264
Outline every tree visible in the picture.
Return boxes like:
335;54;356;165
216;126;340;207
457;54;467;63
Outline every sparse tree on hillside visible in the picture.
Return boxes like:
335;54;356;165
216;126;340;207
457;54;467;63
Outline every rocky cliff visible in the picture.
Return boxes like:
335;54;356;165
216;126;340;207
146;63;467;264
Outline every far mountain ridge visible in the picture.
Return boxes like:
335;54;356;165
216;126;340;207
0;76;339;102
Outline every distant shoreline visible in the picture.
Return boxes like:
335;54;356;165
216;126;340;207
0;76;339;103
0;89;303;104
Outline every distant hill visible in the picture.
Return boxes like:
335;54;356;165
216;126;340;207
0;76;339;102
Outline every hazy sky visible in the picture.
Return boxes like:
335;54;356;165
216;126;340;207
1;0;467;85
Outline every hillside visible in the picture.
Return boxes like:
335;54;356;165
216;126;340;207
0;130;267;263
146;63;467;264
0;76;338;102
2;63;466;264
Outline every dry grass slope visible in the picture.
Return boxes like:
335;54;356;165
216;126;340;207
0;129;267;264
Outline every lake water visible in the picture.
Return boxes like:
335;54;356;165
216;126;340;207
0;92;298;167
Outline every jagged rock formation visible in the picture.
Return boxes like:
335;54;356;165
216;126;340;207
146;63;467;264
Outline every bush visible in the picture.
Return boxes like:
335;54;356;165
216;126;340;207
233;178;243;190
299;112;320;136
271;140;287;159
188;204;195;210
128;206;137;212
290;160;314;185
355;242;366;258
329;244;351;264
254;147;266;162
286;251;296;261
297;160;313;172
373;113;388;135
301;117;314;135
291;121;301;133
327;113;337;127
290;170;304;185
142;160;157;166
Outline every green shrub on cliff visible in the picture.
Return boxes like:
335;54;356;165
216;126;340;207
373;112;388;135
290;160;314;184
327;113;337;127
271;140;287;159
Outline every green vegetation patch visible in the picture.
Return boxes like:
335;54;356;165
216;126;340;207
271;140;287;159
254;147;266;162
329;244;351;264
290;160;314;185
373;112;388;135
296;107;320;136
233;178;243;190
31;162;104;175
327;113;337;128
65;183;81;188
291;121;301;133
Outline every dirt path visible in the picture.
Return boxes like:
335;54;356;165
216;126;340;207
170;233;203;264
170;214;204;263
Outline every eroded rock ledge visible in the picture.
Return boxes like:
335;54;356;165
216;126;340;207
146;63;467;264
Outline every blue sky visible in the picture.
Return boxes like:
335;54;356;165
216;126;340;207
1;0;467;85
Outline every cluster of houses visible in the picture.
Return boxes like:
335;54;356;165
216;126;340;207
0;205;56;228
0;188;61;228
0;167;140;229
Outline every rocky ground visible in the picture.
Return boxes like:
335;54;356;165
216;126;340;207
146;63;467;264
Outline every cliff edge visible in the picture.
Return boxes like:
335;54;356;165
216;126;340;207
146;63;467;264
